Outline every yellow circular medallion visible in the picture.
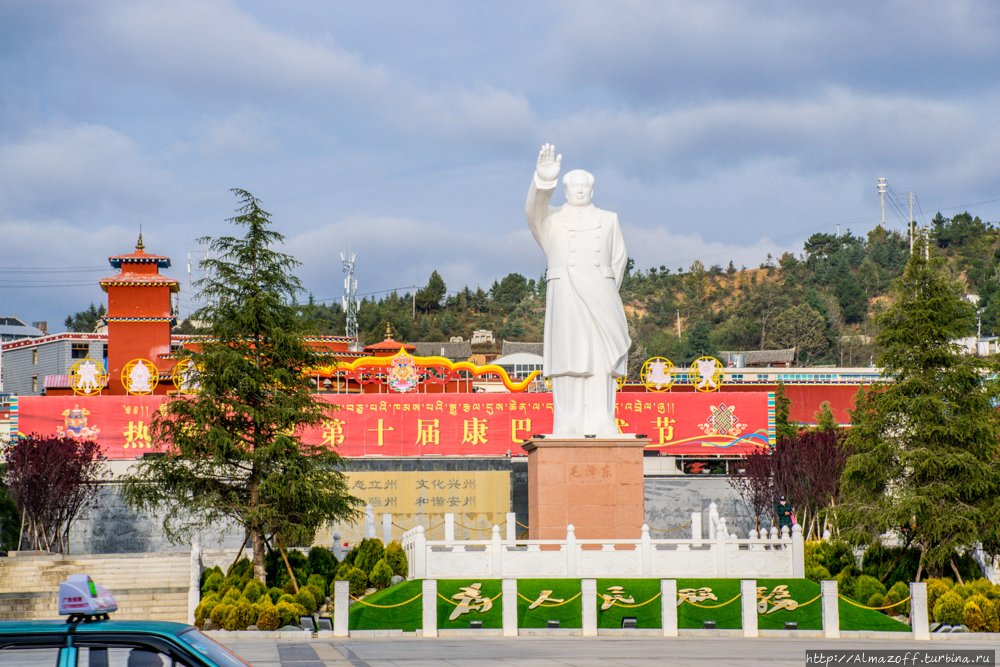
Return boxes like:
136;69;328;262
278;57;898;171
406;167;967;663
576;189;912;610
689;356;724;392
121;358;159;395
640;357;675;392
69;359;108;396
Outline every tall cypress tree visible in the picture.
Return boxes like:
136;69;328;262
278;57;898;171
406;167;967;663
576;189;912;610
121;190;361;581
840;238;1000;578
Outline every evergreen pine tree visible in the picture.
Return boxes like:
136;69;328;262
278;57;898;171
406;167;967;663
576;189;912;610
840;239;1000;576
120;190;362;581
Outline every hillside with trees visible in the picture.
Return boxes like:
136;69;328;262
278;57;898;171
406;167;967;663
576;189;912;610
173;211;998;374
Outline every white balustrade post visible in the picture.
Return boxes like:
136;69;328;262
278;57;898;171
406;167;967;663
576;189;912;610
661;580;678;637
566;524;577;577
821;580;839;639
491;525;502;576
781;525;790;540
910;582;929;640
188;534;201;625
383;513;392;545
332;532;343;561
641;524;652;576
708;502;718;539
422;579;437;637
740;580;758;637
445;513;455;542
769;526;779;540
715;523;728;578
334;580;349;637
792;524;804;578
581;579;597;636
691;512;702;547
414;526;427;579
506;512;516;543
502;578;518;637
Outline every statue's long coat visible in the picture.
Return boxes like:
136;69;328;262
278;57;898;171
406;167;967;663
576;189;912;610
526;174;631;378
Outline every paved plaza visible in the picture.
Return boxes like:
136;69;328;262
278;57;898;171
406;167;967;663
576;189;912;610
216;637;996;667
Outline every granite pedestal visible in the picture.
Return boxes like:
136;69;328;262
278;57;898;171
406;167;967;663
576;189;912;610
522;437;647;540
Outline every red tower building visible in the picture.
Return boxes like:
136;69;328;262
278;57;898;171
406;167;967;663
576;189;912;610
100;235;179;395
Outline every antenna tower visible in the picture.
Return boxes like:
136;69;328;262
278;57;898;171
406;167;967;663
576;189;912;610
341;250;359;349
877;177;887;229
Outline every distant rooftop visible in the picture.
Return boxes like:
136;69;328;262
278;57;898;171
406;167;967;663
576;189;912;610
501;341;543;357
0;317;45;342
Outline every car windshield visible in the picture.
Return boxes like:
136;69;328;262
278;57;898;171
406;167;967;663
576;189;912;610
176;628;253;667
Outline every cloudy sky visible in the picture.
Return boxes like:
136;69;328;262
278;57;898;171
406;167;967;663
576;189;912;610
2;1;999;332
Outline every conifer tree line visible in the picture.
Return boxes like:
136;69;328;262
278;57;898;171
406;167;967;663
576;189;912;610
278;211;999;369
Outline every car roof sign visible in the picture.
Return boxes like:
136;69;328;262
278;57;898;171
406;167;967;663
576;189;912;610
58;574;118;619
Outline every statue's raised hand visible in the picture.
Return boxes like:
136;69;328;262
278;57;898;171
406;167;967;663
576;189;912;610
535;143;562;183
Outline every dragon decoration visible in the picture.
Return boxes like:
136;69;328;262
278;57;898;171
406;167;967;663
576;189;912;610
309;347;542;393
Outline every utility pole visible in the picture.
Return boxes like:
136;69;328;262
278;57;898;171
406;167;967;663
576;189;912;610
412;287;416;319
877;177;887;229
906;191;916;253
341;250;358;349
676;310;681;338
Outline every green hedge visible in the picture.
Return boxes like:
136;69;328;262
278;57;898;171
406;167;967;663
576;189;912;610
348;579;423;632
596;579;662;629
436;579;503;630
343;577;912;633
517;579;583;629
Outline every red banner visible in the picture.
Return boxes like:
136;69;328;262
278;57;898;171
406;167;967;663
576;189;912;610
15;392;773;459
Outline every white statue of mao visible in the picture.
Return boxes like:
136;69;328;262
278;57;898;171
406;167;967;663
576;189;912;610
526;144;631;437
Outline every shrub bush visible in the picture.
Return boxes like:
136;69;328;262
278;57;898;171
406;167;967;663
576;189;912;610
267;587;284;604
369;558;393;590
971;578;996;598
201;572;225;594
307;547;338;581
282;581;297;595
275;601;300;628
194;594;220;627
963;600;986;632
354;538;385;575
822;541;857;577
345;566;368;597
926;579;951;612
243;578;266;603
952;583;973;600
303;584;324;610
295;588;318;615
966;594;998;632
221;587;241;604
933;591;965;625
336;562;353;580
278;593;296;606
306;574;327;598
885;581;910;616
806;563;832;583
852;575;887;604
256;606;281;631
867;593;885;610
224;601;256;631
209;603;234;629
224;557;253;592
834;570;856;600
384;541;408;577
200;565;224;592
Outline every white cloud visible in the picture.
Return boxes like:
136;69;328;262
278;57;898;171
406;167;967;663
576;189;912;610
89;0;536;145
0;122;172;216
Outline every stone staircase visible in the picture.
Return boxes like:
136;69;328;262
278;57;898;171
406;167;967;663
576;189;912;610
0;553;192;622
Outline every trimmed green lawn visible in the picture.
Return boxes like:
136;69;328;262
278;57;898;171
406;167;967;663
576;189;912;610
677;578;743;629
348;579;423;631
517;579;583;628
347;577;911;633
437;579;503;630
595;579;662;629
